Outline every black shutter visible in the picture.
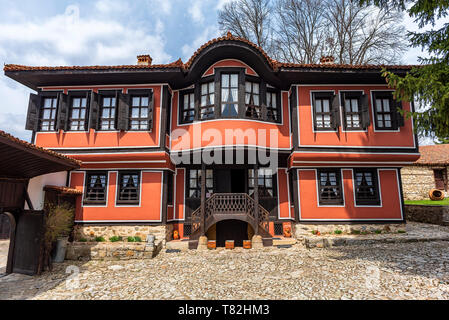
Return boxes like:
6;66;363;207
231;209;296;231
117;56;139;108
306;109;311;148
395;99;405;127
89;92;99;130
148;90;154;131
312;93;317;130
25;93;40;131
117;93;129;131
340;92;347;130
360;94;370;129
56;92;69;131
331;94;340;129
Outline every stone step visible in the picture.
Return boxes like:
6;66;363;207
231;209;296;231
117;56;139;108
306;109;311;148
273;238;297;246
165;240;190;251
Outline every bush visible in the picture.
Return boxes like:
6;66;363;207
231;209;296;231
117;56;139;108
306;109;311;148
127;236;136;242
334;230;342;235
109;236;122;242
374;229;382;234
79;238;87;242
95;236;106;242
134;236;142;242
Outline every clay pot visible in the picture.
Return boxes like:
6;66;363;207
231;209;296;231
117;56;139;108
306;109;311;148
207;240;216;249
429;188;445;201
243;240;252;249
225;240;234;249
173;230;179;240
283;227;292;238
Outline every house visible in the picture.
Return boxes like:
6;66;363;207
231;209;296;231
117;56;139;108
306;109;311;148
402;144;449;200
3;33;420;246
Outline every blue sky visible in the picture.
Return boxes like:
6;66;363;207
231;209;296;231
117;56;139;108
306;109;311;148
0;0;445;142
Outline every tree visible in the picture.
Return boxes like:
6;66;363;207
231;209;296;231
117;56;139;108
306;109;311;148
359;0;449;142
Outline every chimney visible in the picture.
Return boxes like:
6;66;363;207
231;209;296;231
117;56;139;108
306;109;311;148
320;56;335;65
137;54;152;66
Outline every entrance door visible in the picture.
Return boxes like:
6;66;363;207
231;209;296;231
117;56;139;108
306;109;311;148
216;219;248;247
215;169;246;193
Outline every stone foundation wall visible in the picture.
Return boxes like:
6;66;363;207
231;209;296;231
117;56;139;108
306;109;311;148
401;166;439;200
294;223;406;237
66;242;158;261
405;205;449;226
73;224;170;245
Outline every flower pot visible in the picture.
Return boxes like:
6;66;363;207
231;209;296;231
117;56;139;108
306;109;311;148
207;240;216;250
283;227;292;238
52;236;69;263
173;230;180;240
243;240;252;249
225;240;234;249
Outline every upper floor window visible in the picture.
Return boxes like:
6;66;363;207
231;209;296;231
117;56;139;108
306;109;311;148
372;91;404;130
266;91;279;122
200;82;215;119
245;81;260;119
354;169;380;205
99;95;117;130
182;92;195;123
167;171;174;205
317;169;343;205
130;94;151;130
221;73;239;117
69;96;88;131
39;97;58;131
248;168;276;197
188;169;213;198
84;171;108;205
312;92;339;131
117;171;140;205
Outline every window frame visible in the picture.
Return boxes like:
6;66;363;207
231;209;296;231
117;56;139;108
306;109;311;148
199;79;216;120
341;91;364;131
179;89;195;124
98;90;119;131
266;87;281;123
83;171;108;206
186;169;213;199
116;171;141;205
317;168;344;205
67;91;90;132
353;168;381;206
372;91;398;131
312;91;336;131
248;168;277;198
128;89;153;131
38;93;59;132
245;79;261;120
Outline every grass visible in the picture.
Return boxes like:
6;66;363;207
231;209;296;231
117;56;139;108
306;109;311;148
404;198;449;206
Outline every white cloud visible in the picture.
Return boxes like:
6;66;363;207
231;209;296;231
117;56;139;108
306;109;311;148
151;0;172;15
95;0;131;14
181;25;220;60
216;0;234;10
188;0;205;24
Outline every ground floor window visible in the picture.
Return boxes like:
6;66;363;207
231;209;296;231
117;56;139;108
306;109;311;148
317;169;343;205
84;172;108;205
117;171;140;205
354;169;380;205
248;168;275;197
188;169;213;198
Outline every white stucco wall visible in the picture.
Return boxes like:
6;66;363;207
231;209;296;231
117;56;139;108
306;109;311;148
25;171;68;210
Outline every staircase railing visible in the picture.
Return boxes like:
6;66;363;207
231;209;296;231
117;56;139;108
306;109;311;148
190;193;270;238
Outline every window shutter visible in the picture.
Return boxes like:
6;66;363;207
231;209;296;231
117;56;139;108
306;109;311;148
25;93;40;131
148;90;154;131
56;92;69;131
117;93;129;131
89;92;99;130
312;93;317;130
340;93;347;130
331;94;340;129
360;94;370;129
395;100;405;127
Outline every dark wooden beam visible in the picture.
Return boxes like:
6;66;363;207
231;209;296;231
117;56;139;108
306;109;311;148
200;164;206;236
253;164;259;235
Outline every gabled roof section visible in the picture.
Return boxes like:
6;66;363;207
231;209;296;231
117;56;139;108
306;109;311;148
415;144;449;166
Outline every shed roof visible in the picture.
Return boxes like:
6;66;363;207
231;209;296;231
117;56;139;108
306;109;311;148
415;144;449;166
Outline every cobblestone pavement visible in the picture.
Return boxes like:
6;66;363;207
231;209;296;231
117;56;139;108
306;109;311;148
0;240;9;274
0;240;448;300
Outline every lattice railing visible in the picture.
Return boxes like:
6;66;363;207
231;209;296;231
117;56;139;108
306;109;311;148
190;193;270;237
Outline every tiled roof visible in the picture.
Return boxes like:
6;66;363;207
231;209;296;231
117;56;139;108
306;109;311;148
415;144;449;165
44;185;82;195
3;32;418;73
0;130;81;166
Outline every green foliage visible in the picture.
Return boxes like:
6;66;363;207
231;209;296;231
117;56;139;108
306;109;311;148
127;236;136;242
79;238;87;242
360;0;449;140
374;229;382;234
334;230;343;234
351;230;361;235
44;203;75;245
397;230;407;233
405;198;449;205
109;236;123;242
95;236;106;242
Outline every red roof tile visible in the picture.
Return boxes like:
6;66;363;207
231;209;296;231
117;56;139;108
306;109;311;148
43;185;82;195
415;144;449;165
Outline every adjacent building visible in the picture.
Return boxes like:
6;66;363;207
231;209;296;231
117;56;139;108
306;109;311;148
4;34;420;245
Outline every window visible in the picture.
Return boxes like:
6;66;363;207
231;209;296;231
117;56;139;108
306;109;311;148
130;94;151;130
39;97;58;131
312;92;336;130
354;169;380;205
221;73;239;117
374;95;393;129
117;171;140;205
69;96;88;131
188;169;213;198
167;171;174;205
342;93;362;130
266;91;279;122
200;82;215;119
248;168;275;197
245;81;260;119
181;92;195;123
99;95;117;130
84;172;108;205
317;169;343;205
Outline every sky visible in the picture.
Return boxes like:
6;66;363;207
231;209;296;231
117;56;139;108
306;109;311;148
0;0;446;143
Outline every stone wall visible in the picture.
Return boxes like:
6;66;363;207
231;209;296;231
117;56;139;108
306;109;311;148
405;205;449;226
73;224;170;245
294;223;406;237
66;242;158;261
401;166;438;200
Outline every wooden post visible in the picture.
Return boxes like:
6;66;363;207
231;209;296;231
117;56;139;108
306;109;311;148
254;164;259;235
200;164;206;236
